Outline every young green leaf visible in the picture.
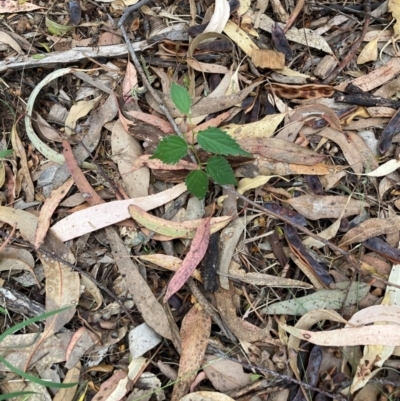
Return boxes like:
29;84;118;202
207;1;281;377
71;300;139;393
170;82;191;115
197;127;252;157
185;170;208;199
206;156;237;185
151;135;188;164
0;149;13;158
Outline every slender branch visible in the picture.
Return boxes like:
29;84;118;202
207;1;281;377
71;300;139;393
211;348;349;401
118;1;197;163
323;0;371;84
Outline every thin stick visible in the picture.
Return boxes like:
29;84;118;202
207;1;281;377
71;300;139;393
118;1;197;163
211;349;349;401
323;0;371;84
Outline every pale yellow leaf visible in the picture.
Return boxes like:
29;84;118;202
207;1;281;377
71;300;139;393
222;113;287;140
350;265;400;393
223;20;259;57
237;0;251;16
389;0;400;37
138;254;202;281
237;176;273;194
366;158;400;176
357;38;378;64
65;96;101;136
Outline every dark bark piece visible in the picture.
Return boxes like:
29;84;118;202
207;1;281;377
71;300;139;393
0;287;45;317
335;94;400;109
199;232;220;292
264;202;307;226
292;345;323;401
305;175;324;195
363;237;400;263
271;22;293;59
270;229;288;268
379;108;400;154
285;224;334;288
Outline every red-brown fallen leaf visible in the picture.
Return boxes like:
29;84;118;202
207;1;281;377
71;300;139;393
171;305;211;401
62;140;104;207
122;61;138;103
34;178;74;249
65;327;99;369
289;103;342;131
164;216;211;302
125;109;174;134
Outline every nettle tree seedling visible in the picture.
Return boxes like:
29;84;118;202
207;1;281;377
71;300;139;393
151;83;251;199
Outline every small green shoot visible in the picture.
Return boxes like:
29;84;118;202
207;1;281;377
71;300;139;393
151;84;251;199
170;82;192;115
0;149;13;159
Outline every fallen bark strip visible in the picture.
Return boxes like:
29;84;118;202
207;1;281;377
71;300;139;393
0;42;147;73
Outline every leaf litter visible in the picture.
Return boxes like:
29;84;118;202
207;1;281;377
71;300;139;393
2;0;400;400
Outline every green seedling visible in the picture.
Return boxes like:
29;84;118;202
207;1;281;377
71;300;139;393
151;82;251;199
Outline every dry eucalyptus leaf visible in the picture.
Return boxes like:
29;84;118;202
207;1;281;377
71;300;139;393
357;38;379;64
287;195;370;220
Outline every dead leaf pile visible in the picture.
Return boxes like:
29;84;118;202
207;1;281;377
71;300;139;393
1;0;400;400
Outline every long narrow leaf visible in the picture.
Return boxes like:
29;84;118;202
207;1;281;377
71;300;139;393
164;216;211;302
0;356;77;389
0;306;71;343
0;392;36;400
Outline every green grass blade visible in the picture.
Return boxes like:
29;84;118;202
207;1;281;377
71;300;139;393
0;391;36;400
0;356;77;389
0;306;71;343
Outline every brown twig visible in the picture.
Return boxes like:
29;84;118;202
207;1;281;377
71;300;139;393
118;1;197;164
323;0;371;84
284;0;305;32
211;348;349;401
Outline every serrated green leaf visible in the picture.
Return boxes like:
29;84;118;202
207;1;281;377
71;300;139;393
185;170;208;199
206;156;237;185
170;83;191;114
197;127;252;156
151;136;188;164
